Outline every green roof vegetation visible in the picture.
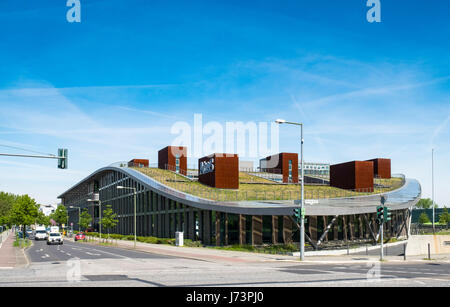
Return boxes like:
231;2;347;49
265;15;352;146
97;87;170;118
132;167;404;202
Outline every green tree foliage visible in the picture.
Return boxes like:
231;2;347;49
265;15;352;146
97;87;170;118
0;192;17;226
9;195;39;230
35;210;51;226
418;212;431;224
101;205;118;238
416;198;438;209
439;207;449;225
50;205;68;226
79;209;92;231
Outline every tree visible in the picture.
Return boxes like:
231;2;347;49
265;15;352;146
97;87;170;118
416;198;438;209
35;210;51;226
0;192;17;226
50;205;68;226
79;209;92;231
418;212;431;225
101;205;118;238
8;195;39;231
439;207;449;225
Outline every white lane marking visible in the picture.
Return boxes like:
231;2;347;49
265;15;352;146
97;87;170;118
64;241;130;260
86;252;101;256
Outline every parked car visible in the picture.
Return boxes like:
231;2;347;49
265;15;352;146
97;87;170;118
74;232;86;241
47;232;63;245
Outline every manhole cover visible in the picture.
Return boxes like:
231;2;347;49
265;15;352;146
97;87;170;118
83;275;129;281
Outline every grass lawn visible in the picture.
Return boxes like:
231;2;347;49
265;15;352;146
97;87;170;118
133;167;404;201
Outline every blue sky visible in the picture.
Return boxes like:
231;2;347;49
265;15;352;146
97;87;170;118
0;0;449;206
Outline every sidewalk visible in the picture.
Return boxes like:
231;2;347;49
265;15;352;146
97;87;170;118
81;236;450;264
0;232;29;269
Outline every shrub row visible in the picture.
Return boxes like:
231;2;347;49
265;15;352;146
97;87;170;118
85;232;202;247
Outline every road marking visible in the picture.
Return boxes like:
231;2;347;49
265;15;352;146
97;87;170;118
86;252;101;256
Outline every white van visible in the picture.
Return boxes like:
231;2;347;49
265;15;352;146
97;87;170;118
35;226;48;241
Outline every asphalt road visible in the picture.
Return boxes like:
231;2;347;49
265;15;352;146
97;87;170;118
27;239;175;263
0;239;447;287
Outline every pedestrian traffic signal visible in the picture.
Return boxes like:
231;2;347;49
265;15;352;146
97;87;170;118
383;207;391;222
58;148;68;169
376;206;384;222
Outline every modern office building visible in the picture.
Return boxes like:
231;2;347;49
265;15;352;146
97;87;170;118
301;162;330;177
128;159;149;168
59;149;420;249
259;153;298;183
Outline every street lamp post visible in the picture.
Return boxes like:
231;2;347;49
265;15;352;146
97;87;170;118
275;119;305;261
432;148;435;234
117;185;137;249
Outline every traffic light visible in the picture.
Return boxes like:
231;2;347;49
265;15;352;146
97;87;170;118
294;208;301;222
376;206;384;223
383;207;391;222
58;148;68;169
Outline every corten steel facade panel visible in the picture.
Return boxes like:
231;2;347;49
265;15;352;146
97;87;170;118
158;146;187;175
367;158;391;179
260;153;298;183
330;161;374;192
198;154;239;189
128;159;149;168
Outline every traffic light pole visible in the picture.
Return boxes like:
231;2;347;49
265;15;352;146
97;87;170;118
380;220;384;261
0;149;68;169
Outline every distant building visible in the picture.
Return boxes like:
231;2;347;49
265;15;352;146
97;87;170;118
239;160;254;172
301;162;330;177
39;204;55;216
128;159;149;168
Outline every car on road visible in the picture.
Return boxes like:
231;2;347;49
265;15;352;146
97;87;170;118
74;232;86;241
47;232;63;245
35;226;48;241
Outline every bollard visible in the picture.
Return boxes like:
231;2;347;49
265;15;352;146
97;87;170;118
366;244;368;256
428;243;431;260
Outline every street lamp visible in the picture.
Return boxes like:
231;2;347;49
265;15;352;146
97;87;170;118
117;185;137;249
275;118;305;261
432;148;435;234
87;197;102;239
69;206;81;232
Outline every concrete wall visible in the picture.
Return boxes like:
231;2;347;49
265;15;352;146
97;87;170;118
406;235;450;256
